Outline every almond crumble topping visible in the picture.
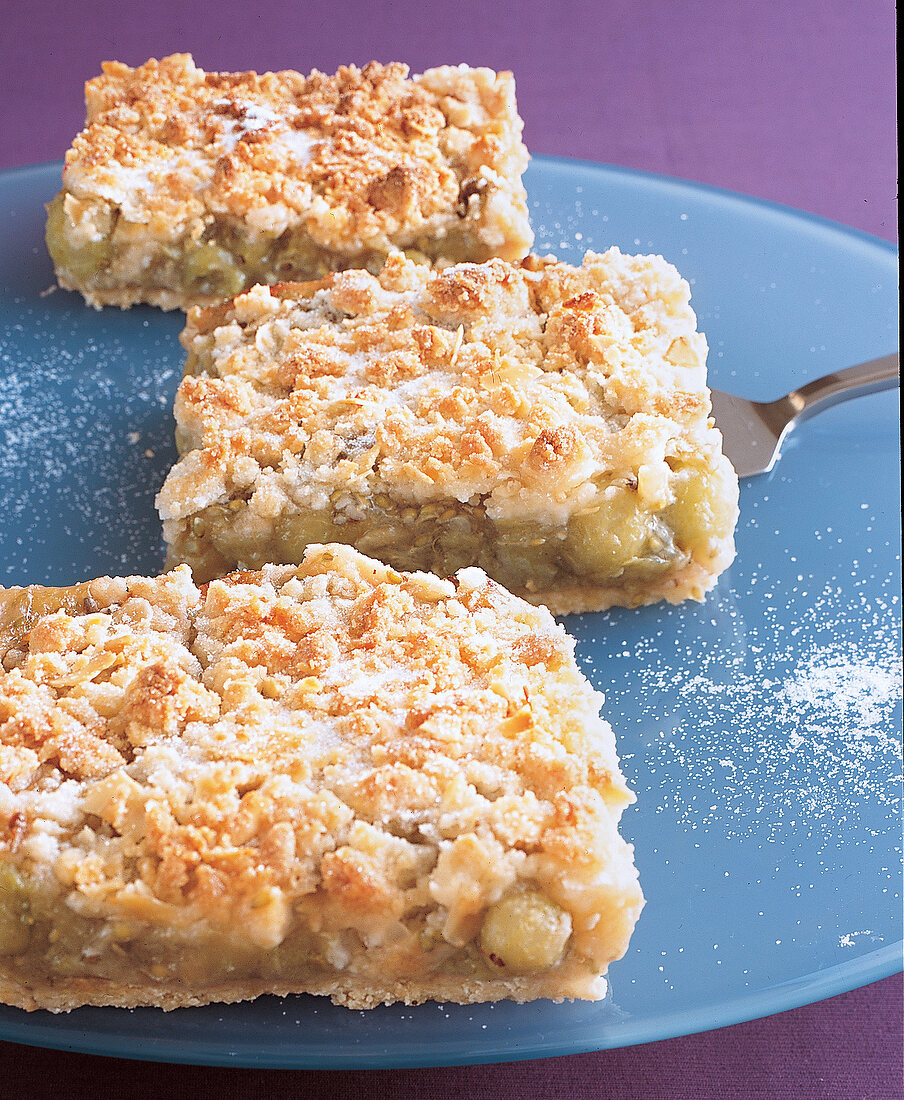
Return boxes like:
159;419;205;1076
1;547;643;1011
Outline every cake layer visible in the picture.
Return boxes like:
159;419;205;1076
45;54;533;310
0;546;643;1012
157;249;739;612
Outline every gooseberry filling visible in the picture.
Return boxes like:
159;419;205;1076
1;864;576;993
168;458;736;600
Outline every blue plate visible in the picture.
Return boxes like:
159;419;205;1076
0;158;900;1067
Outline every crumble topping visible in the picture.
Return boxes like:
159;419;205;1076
159;248;714;528
1;547;643;1009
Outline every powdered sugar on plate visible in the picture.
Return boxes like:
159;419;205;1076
0;302;182;584
588;568;902;849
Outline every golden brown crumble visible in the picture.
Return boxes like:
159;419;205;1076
0;547;643;1011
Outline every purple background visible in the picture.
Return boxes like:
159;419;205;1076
0;1;900;1096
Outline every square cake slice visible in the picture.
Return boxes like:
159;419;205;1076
45;54;532;311
0;546;643;1012
157;248;739;613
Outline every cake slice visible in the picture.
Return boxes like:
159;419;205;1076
157;248;739;613
0;545;643;1012
45;54;533;311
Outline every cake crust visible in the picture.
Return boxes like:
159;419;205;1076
0;547;643;1012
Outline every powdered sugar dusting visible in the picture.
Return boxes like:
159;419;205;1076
782;659;900;736
571;522;901;1004
577;553;901;995
0;302;182;584
596;571;902;848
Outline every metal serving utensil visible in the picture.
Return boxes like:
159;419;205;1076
709;352;900;477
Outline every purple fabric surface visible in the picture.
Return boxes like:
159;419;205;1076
0;2;900;1097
